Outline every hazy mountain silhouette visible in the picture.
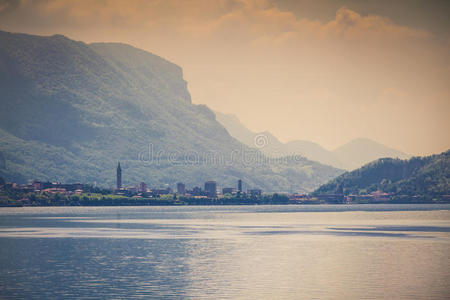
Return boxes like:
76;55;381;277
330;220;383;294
284;140;342;168
215;111;409;170
333;138;410;171
0;30;343;192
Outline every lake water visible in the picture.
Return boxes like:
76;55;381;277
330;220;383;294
0;204;449;299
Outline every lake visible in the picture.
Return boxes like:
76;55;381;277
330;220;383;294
0;204;449;299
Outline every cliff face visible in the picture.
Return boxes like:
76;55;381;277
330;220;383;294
0;30;343;192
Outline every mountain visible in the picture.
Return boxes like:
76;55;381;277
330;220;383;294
214;111;256;147
314;150;450;202
215;111;408;170
333;138;410;171
284;140;342;168
215;111;337;163
0;30;343;192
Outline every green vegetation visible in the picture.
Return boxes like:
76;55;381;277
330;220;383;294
0;191;177;206
0;30;343;193
314;150;450;203
0;182;289;206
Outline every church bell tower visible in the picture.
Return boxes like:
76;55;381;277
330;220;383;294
117;161;122;190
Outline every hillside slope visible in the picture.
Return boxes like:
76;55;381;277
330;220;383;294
314;150;450;202
0;30;343;192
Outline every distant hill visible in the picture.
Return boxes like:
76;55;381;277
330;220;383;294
284;140;342;168
215;111;409;170
314;150;450;202
0;30;343;192
215;111;340;164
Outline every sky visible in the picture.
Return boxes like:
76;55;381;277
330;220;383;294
0;0;449;155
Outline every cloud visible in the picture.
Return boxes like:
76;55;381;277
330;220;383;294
0;0;432;42
0;0;448;155
327;7;431;40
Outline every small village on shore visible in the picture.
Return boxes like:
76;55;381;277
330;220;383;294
1;162;433;207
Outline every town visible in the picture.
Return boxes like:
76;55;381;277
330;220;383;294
0;162;409;207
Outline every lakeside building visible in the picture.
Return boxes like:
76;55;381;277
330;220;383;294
14;181;85;194
177;183;186;195
152;188;171;196
249;189;262;197
289;193;318;204
56;183;83;191
191;186;203;196
222;187;236;195
0;181;87;199
371;190;392;201
315;193;345;204
204;181;217;198
126;185;138;193
139;182;147;193
41;187;68;195
238;179;242;192
289;193;308;201
33;182;81;191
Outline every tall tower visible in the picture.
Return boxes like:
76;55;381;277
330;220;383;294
116;161;122;190
238;179;242;193
177;182;186;195
204;181;217;198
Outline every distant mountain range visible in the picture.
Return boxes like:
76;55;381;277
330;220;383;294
314;150;450;202
215;111;409;170
0;30;343;192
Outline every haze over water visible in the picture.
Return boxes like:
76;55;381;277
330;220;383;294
0;205;449;299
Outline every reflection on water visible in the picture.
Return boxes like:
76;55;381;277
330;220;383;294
0;205;449;299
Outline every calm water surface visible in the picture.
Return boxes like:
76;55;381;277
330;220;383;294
0;204;449;299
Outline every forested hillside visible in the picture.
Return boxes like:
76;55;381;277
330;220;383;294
0;30;343;192
315;150;450;202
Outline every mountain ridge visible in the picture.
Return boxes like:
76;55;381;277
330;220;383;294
333;137;409;170
0;30;343;192
215;111;409;170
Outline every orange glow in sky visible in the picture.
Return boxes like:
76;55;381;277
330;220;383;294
0;0;448;155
